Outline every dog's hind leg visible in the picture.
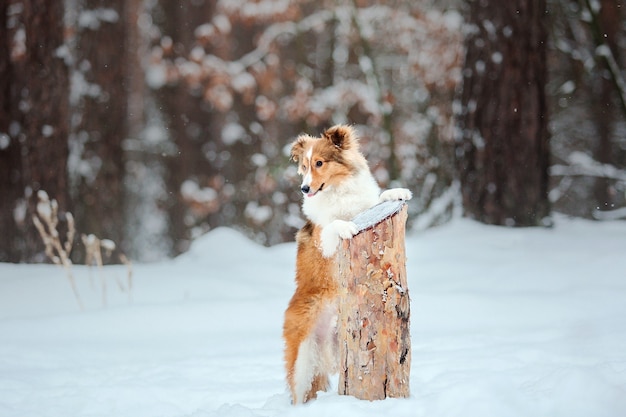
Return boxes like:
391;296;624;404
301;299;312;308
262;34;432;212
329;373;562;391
307;373;330;401
292;335;316;404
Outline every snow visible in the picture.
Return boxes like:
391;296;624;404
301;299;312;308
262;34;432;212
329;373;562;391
559;80;576;94
251;153;268;167
146;64;168;89
221;123;246;145
10;27;26;61
351;200;405;232
231;72;256;94
70;71;103;105
190;46;206;63
41;125;55;137
244;202;273;224
551;151;626;182
491;52;503;65
35;190;53;220
593;206;626;220
212;15;231;35
78;8;119;30
0;133;10;150
194;23;215;40
475;60;486;74
1;216;626;417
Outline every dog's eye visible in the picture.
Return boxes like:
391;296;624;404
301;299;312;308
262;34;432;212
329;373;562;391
315;161;323;168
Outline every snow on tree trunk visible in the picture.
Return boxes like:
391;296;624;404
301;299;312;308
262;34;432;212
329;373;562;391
337;201;410;400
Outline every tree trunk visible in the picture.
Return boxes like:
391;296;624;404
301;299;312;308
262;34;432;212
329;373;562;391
71;0;128;258
153;0;217;256
456;0;550;226
0;1;21;262
590;0;621;213
0;0;70;262
337;201;410;400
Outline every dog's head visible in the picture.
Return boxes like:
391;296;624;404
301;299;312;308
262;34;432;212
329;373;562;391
290;125;363;198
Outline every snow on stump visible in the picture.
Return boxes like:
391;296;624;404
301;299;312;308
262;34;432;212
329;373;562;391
337;200;411;400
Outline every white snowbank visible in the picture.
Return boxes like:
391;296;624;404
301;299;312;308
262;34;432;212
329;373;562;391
0;215;625;417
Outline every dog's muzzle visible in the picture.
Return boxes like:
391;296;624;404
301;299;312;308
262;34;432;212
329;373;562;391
301;183;324;197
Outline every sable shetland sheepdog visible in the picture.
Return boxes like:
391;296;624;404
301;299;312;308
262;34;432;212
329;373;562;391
283;124;412;404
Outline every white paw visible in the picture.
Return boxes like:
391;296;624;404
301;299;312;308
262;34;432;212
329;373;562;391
335;220;358;239
379;188;412;203
320;220;358;258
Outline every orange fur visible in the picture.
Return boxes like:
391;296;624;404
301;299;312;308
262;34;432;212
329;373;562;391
282;221;337;403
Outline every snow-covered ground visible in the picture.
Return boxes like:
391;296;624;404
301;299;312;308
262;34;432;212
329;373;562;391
1;215;625;417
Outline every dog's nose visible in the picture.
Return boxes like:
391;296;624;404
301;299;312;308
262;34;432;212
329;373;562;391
301;185;310;194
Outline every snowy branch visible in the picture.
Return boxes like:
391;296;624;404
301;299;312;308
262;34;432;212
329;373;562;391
550;151;626;182
414;180;461;230
238;10;335;69
593;206;626;220
595;43;626;116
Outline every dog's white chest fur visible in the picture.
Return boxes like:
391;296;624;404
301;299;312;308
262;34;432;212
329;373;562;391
301;169;380;227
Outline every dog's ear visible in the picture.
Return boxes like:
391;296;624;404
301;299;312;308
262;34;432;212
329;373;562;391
323;124;358;150
290;135;307;162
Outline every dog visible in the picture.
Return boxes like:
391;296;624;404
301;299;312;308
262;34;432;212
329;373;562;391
282;124;412;404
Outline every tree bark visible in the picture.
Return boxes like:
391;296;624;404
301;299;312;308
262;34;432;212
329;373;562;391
0;0;70;262
337;201;410;400
71;0;128;257
153;0;217;256
589;0;621;213
456;0;550;226
0;1;21;262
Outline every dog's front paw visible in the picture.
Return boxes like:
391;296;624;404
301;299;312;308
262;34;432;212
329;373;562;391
379;188;412;202
320;220;358;258
334;220;358;239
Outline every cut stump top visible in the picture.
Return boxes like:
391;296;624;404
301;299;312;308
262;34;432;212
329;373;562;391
351;200;406;234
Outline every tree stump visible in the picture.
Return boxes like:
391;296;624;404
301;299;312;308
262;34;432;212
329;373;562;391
337;200;411;400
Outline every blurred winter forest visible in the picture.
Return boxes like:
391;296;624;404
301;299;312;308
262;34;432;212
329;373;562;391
0;0;625;263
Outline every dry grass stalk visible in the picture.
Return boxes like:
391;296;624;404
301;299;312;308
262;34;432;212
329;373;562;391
33;190;134;309
82;233;106;306
118;253;133;302
82;233;133;306
32;190;84;310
